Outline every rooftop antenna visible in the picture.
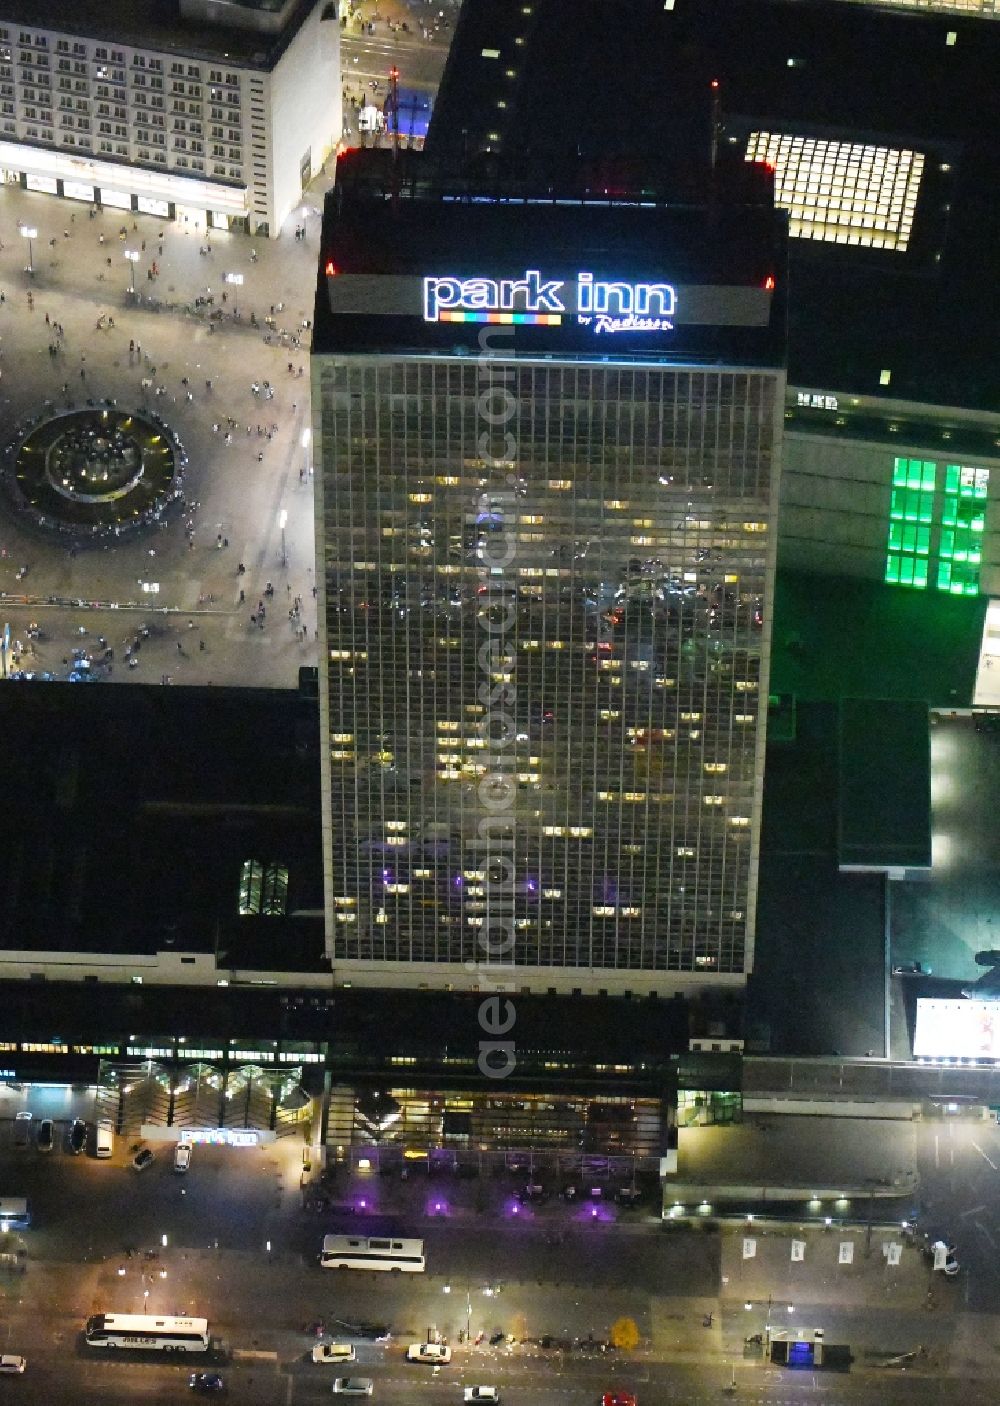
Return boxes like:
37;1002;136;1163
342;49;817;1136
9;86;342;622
709;79;721;173
388;65;400;215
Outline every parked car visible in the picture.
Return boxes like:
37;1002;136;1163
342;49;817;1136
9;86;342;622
602;1394;637;1406
13;1112;32;1147
464;1389;500;1403
406;1343;452;1364
313;1344;356;1364
0;1356;27;1374
36;1119;54;1153
188;1372;225;1392
132;1147;155;1172
69;1119;87;1155
332;1378;374;1395
174;1142;193;1174
613;1187;644;1207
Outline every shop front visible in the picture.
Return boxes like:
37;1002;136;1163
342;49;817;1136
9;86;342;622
0;140;247;232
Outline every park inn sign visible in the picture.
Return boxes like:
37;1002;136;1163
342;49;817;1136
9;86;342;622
422;268;677;334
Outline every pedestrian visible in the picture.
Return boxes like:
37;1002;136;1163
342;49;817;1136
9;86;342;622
216;533;223;549
250;613;257;627
239;589;245;604
45;312;50;325
176;640;183;654
257;451;264;463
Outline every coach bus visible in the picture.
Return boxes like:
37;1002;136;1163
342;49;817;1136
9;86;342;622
320;1235;425;1272
84;1313;211;1352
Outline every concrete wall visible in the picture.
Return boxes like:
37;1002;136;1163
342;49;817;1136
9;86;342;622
268;2;341;233
0;949;333;988
780;433;891;581
780;420;1000;594
742;1096;918;1119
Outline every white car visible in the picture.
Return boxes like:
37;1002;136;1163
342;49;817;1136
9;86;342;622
0;1355;26;1374
406;1343;452;1364
331;1378;373;1395
313;1343;356;1364
174;1142;193;1174
464;1389;500;1403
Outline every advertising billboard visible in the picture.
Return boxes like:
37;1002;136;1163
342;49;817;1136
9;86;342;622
914;998;1000;1060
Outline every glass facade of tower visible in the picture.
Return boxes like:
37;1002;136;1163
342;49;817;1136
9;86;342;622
318;355;780;977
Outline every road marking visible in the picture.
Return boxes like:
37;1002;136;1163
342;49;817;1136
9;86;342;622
974;1219;997;1248
960;1203;988;1217
972;1140;998;1170
934;1133;939;1169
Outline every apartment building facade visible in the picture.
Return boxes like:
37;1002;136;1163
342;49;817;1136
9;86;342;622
0;0;340;236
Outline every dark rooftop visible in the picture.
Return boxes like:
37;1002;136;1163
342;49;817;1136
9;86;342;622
0;978;693;1077
314;150;787;366
426;0;1000;411
0;0;317;66
0;680;325;969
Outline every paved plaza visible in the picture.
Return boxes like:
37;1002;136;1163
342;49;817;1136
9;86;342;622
0;183;325;688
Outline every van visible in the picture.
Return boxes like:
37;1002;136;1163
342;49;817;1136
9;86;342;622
95;1121;114;1158
174;1142;193;1174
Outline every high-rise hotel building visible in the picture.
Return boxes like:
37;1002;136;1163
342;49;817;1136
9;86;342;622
313;157;787;995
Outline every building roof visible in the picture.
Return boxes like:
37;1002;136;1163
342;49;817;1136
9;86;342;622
425;0;1000;411
313;151;788;366
0;680;325;969
0;0;318;67
672;1115;918;1198
0;978;692;1072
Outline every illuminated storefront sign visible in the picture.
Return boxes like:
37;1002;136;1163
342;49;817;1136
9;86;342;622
914;998;1000;1060
422;268;677;334
184;1128;261;1146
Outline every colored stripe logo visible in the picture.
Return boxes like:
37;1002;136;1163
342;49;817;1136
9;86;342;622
438;310;563;325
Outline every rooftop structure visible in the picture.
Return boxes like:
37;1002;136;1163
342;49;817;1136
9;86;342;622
427;0;1000;412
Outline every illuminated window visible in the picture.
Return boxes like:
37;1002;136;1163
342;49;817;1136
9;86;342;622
831;0;998;12
885;457;936;589
746;131;924;252
938;464;989;596
238;859;288;916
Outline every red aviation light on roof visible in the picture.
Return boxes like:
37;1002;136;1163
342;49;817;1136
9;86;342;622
764;275;775;291
325;260;337;277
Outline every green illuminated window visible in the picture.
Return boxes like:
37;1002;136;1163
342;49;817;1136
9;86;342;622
937;463;989;596
886;458;936;589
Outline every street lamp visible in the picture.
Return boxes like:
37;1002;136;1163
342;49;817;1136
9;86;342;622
224;270;244;315
279;508;288;567
124;248;139;293
21;225;37;275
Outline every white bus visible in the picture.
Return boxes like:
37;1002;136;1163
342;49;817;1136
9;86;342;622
0;1199;30;1230
84;1313;210;1352
320;1235;425;1273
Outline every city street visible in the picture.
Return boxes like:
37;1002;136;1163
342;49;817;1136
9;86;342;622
3;1117;998;1402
